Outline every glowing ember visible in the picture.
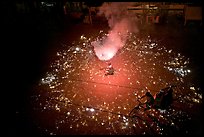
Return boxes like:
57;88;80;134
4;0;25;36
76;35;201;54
29;2;202;135
92;38;118;61
30;31;202;135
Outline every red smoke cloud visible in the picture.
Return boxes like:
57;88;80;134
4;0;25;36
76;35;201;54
92;2;139;61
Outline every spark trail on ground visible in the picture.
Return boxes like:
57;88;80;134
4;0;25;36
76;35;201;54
30;31;202;135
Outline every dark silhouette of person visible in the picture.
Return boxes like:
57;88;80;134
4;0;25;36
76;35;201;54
154;91;163;109
155;86;173;109
161;86;173;109
140;91;155;109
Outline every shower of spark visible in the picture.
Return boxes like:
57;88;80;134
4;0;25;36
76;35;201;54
30;31;202;135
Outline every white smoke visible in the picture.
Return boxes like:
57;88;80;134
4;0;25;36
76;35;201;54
92;2;139;61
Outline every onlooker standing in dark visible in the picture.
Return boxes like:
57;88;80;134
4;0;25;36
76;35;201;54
154;91;163;109
140;91;155;109
162;86;173;109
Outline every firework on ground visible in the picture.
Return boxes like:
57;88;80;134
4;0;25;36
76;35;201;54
30;30;202;135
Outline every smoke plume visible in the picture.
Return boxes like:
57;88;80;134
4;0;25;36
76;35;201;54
92;2;139;61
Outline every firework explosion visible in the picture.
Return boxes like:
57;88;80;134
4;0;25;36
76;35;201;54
30;30;202;135
92;2;138;61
